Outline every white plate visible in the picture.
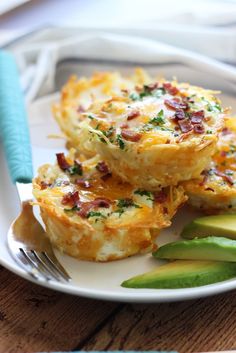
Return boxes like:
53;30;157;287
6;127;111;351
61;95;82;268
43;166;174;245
0;0;31;15
1;91;236;303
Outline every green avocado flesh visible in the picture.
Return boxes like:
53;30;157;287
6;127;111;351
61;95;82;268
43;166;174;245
153;237;236;262
121;260;236;289
181;214;236;240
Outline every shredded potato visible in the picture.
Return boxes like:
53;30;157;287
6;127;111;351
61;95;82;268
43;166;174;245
33;151;187;261
183;117;236;214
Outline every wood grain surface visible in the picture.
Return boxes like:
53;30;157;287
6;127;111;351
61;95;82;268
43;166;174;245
1;264;236;353
82;292;236;353
0;266;120;353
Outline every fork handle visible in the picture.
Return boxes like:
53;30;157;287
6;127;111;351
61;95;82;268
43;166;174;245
0;50;33;184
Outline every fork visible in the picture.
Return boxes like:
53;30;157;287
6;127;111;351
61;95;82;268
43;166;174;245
0;50;71;283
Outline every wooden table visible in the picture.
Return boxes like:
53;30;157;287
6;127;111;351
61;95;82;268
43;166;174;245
1;265;236;353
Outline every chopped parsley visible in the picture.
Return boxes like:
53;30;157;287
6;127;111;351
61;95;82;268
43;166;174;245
114;198;141;217
141;110;170;132
88;115;95;120
87;211;106;219
206;130;213;134
142;124;172;133
117;199;133;208
116;134;125;150
94;124;110;144
200;97;222;113
207;102;222;112
99;137;107;144
67;164;83;176
134;189;154;201
129;86;165;101
149;109;165;125
113;208;125;217
225;170;234;176
117;198;141;209
102;127;114;138
95;123;101;130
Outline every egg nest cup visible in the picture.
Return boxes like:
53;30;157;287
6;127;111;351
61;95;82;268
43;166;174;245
33;150;187;262
76;80;225;190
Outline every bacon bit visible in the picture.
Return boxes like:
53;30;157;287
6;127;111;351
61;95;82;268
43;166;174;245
215;170;234;185
221;127;231;136
165;139;171;144
145;82;159;91
77;105;85;113
40;181;51;190
191;110;205;118
96;161;109;174
62;191;80;206
101;172;112;181
191;116;203;124
92;197;112;208
63;181;70;185
199;170;208;186
178;119;193;133
164;99;188;111
174;109;185;120
76;197;112;218
205;187;215;192
56;153;71;170
153;190;168;203
121;129;142;142
75;179;91;188
163;207;169;214
190;110;205;124
77;203;94;218
163;82;179;95
127;110;140;121
201;169;208;175
199;175;208;186
193;124;205;134
120;123;129;129
121;89;128;94
220;151;227;157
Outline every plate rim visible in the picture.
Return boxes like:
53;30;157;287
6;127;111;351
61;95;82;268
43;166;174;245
2;250;236;303
2;92;236;303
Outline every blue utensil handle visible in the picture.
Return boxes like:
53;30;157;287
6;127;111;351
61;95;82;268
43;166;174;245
0;50;33;184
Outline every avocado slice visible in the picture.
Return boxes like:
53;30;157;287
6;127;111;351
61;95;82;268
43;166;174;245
153;237;236;262
181;214;236;240
121;260;236;289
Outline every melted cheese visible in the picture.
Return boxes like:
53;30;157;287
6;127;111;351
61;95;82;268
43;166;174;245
33;151;187;261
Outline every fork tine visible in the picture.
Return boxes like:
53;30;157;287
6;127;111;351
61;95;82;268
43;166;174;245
23;249;58;281
15;249;39;280
31;250;63;282
42;252;71;281
19;248;50;281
